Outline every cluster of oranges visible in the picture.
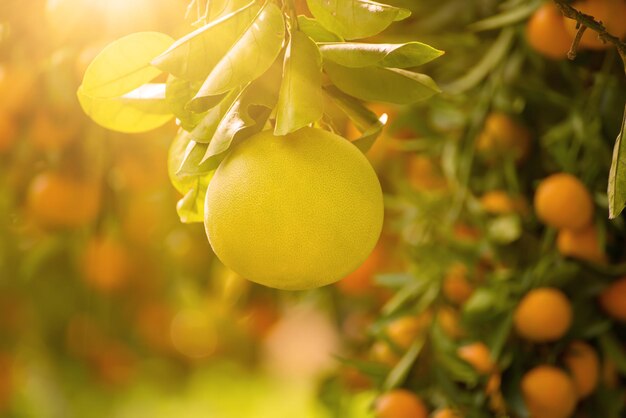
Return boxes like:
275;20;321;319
333;7;626;408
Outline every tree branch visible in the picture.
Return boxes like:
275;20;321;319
552;0;626;72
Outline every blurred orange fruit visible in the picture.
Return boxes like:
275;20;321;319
29;108;79;153
90;340;136;386
27;171;102;228
521;365;577;418
599;276;626;321
556;224;606;263
387;310;432;349
406;155;448;192
170;308;219;359
486;372;501;395
336;244;384;296
432;408;462;418
81;235;131;293
0;353;13;411
243;301;279;340
437;307;465;339
476;112;532;163
526;2;574;59
370;340;400;367
534;173;593;230
514;287;572;342
563;340;599;398
457;342;495;374
453;223;482;243
563;0;626;50
339;365;373;391
0;112;18;154
0;65;36;115
442;264;474;305
375;389;429;418
135;302;174;352
479;190;527;215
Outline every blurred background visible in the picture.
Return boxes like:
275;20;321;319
1;0;626;417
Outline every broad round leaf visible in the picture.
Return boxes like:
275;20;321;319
77;84;174;133
81;32;174;98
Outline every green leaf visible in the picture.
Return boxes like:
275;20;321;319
77;84;173;133
275;31;323;135
192;3;285;100
81;32;174;98
177;176;213;224
165;76;205;131
468;0;541;32
324;84;384;153
319;42;443;69
383;337;425;390
151;2;261;81
608;105;626;219
324;62;440;105
168;129;198;194
201;60;281;160
190;89;242;144
306;0;410;40
297;16;343;42
443;28;514;94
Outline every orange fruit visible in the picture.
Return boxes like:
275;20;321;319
407;155;447;192
514;287;572;342
336;244;384;296
563;340;599;398
437;307;465;339
375;389;429;418
0;65;36;115
28;108;79;152
599;276;626;321
82;235;131;293
476;112;532;163
0;112;18;154
0;353;13;411
526;2;574;59
457;342;495;374
486;372;501;395
339;365;373;391
556;224;606;263
90;340;135;386
387;310;432;349
442;264;474;305
453;223;482;243
432;408;462;418
479;190;527;215
534;173;593;230
563;0;626;50
370;341;400;367
27;172;102;228
521;365;577;418
135;302;174;352
243;301;279;339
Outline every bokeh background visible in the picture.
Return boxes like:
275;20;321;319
2;0;626;417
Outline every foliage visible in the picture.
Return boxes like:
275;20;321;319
77;0;443;223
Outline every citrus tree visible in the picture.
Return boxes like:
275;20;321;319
69;0;626;418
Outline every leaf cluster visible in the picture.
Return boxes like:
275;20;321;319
77;0;444;223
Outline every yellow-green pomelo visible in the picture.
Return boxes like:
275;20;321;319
205;127;384;290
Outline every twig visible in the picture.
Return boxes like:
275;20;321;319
552;0;626;72
568;24;587;60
